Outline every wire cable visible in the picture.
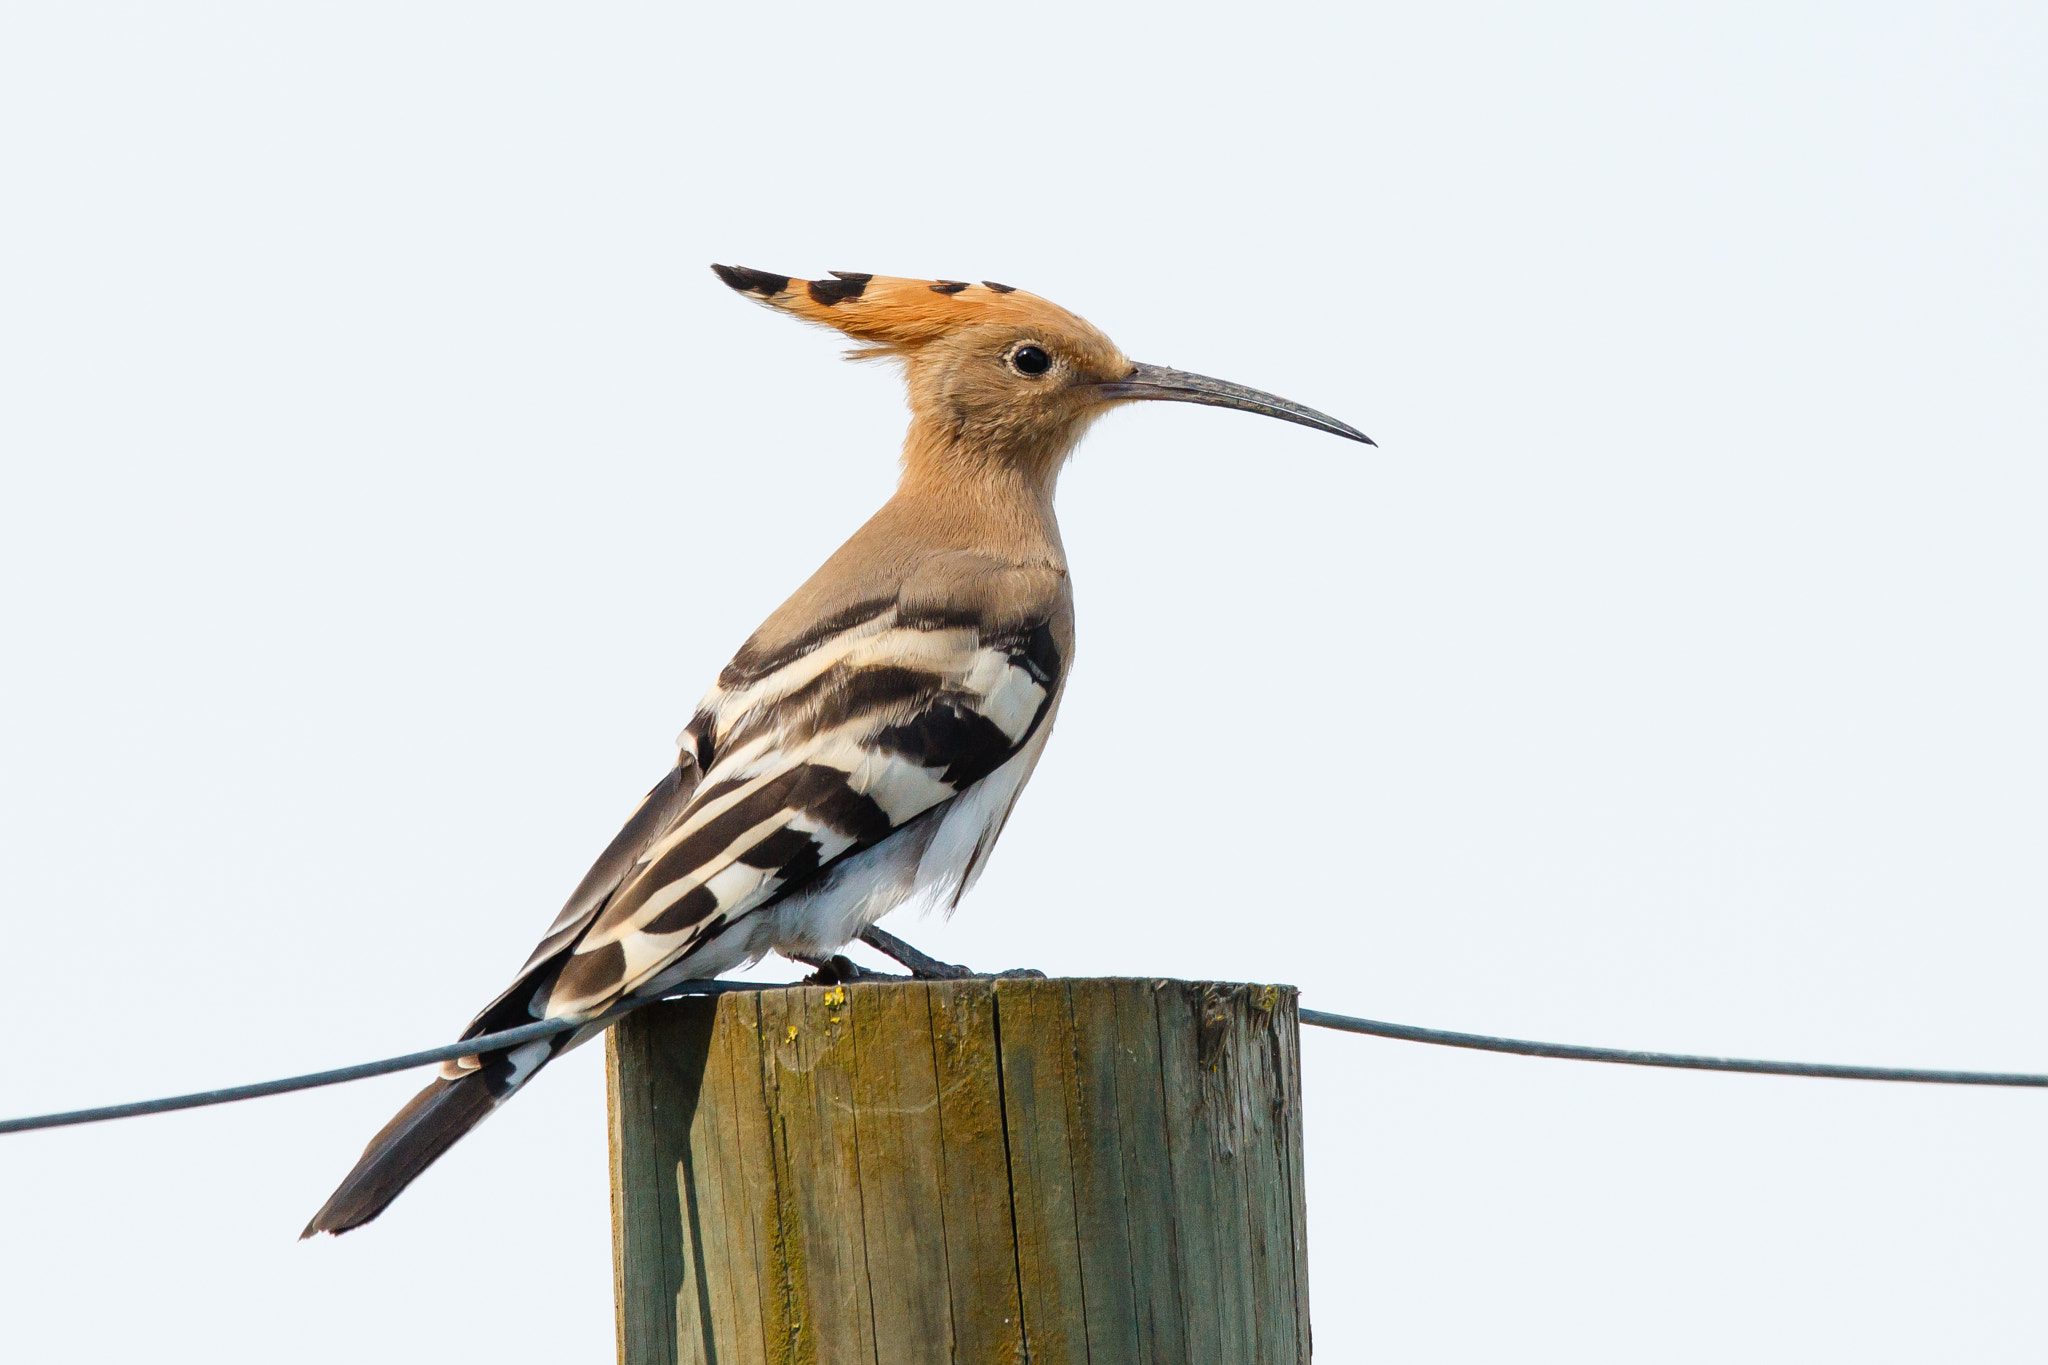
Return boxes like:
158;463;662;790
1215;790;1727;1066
4;983;2041;1136
0;981;760;1136
1297;1008;2048;1086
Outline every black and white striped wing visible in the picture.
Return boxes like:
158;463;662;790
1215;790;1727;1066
538;606;1062;1017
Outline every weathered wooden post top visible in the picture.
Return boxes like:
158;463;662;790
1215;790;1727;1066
607;976;1309;1365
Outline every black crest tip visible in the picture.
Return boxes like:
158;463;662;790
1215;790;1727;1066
808;273;872;306
712;264;790;297
982;280;1017;294
929;280;970;295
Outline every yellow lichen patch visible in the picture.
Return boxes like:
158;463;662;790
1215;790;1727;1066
786;1025;799;1043
822;986;846;1009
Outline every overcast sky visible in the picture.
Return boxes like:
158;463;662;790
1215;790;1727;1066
3;4;2044;1361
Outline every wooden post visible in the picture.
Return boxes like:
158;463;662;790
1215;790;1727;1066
605;977;1309;1365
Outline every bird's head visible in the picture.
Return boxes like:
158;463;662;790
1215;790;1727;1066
712;265;1370;491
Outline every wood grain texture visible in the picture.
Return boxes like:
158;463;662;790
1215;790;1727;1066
608;979;1309;1365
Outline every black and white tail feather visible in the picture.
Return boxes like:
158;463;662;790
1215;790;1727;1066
302;598;1063;1236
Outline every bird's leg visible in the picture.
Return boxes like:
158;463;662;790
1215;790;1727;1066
858;925;1045;981
853;926;970;980
788;927;1046;984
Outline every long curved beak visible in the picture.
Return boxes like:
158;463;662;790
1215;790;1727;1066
1091;361;1374;445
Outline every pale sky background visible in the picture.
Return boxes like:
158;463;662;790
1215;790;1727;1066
2;4;2044;1361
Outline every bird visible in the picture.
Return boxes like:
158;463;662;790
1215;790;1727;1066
302;266;1370;1236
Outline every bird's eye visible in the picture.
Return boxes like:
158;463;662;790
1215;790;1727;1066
1011;344;1051;377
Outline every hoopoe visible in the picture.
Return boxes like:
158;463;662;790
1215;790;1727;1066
303;267;1369;1236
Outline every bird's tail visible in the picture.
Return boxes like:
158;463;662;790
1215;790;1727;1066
299;1068;504;1237
300;1002;577;1237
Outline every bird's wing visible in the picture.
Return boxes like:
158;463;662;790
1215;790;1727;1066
522;560;1068;1022
307;561;1067;1237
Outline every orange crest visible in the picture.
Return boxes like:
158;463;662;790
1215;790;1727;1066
711;266;1090;351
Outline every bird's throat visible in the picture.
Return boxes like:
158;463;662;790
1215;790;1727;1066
895;417;1072;569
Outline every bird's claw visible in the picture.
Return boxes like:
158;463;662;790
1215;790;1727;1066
793;954;903;986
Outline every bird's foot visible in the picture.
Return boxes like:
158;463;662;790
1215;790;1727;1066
857;925;1046;982
790;954;904;986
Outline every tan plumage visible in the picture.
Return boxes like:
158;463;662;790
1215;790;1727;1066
302;265;1368;1236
